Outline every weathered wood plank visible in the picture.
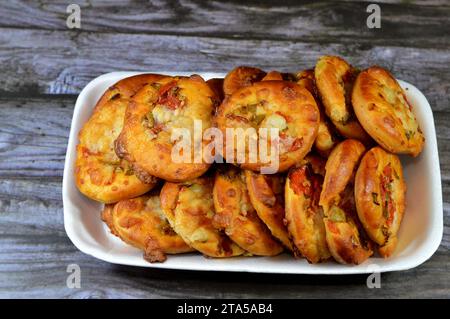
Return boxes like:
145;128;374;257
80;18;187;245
0;96;71;179
1;28;449;114
0;246;448;298
363;0;450;4
1;1;449;48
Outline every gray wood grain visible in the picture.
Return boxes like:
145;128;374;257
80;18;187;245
0;0;449;298
0;96;448;298
1;1;449;48
1;28;449;115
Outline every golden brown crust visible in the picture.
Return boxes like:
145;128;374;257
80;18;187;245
355;146;406;257
332;120;372;144
315;56;356;123
160;176;245;258
315;117;338;157
378;236;398;258
297;69;338;156
314;56;372;143
285;164;331;263
116;75;215;182
107;194;194;263
323;215;372;265
262;71;283;81
223;66;266;97
101;204;118;236
75;74;162;203
215;81;320;172
94;74;167;113
319;139;366;211
244;170;293;251
213;166;283;256
319;139;373;264
352;66;425;157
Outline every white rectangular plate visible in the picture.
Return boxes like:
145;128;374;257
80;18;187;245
63;71;443;274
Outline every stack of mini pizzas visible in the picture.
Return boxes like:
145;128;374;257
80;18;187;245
75;56;424;264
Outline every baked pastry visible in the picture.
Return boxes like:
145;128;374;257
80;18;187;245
355;147;406;257
215;81;320;172
319;139;373;264
352;66;425;157
101;193;194;262
160;175;245;257
223;66;266;97
115;75;216;182
314;56;371;143
285;163;331;263
213;166;283;256
297;69;338;156
75;74;161;203
245;170;293;251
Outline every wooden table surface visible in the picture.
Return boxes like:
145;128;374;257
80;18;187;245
0;0;449;298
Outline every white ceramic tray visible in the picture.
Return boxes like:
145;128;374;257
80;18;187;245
63;71;443;274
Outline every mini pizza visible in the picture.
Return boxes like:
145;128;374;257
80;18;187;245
102;193;194;263
75;74;162;203
319;139;373;264
223;66;266;97
314;56;372;144
352;66;425;157
285;164;330;263
160;175;245;258
297;69;338;156
213;166;283;256
115;75;216;182
245;170;293;251
215;81;320;172
355;147;406;257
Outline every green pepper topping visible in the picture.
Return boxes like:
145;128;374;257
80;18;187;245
329;206;347;222
142;111;154;129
